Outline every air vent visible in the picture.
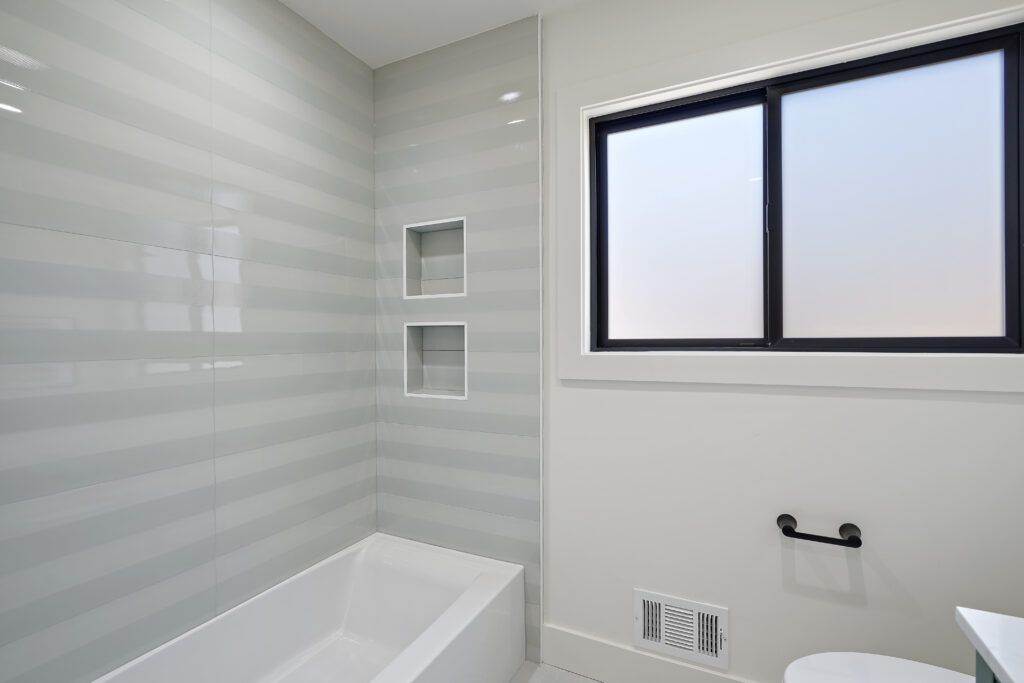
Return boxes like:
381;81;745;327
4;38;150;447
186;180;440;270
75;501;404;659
633;589;728;669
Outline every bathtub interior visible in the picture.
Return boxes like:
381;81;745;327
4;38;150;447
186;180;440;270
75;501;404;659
350;539;481;634
275;538;488;681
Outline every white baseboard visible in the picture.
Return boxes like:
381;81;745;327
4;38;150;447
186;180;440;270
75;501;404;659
541;624;758;683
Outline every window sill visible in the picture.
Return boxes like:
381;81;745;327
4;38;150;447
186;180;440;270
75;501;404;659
557;348;1024;392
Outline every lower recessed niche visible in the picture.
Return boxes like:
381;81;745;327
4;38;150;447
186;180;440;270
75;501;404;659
405;323;467;399
404;217;466;298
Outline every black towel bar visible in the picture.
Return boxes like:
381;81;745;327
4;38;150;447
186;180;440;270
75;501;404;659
777;514;862;548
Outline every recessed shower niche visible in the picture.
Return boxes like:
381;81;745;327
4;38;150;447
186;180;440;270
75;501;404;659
404;217;466;298
405;322;467;399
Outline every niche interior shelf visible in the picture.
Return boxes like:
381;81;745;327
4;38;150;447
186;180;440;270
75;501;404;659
405;322;467;400
404;217;466;298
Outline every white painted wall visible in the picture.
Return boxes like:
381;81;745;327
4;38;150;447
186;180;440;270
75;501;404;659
541;1;1024;681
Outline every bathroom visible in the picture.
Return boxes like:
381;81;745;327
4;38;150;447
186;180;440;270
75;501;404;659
0;0;1022;681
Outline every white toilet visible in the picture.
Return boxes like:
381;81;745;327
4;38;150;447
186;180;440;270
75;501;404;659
785;652;972;682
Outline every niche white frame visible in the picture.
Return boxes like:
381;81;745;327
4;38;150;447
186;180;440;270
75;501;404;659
402;217;468;299
403;321;469;400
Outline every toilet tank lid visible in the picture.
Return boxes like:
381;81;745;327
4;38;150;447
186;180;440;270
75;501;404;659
784;652;972;683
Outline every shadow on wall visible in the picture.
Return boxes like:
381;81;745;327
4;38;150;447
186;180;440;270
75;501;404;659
780;534;925;616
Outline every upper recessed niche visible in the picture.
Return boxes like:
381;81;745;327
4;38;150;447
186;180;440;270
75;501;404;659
404;217;466;298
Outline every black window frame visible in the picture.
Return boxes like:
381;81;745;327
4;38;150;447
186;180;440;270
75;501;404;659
590;25;1023;353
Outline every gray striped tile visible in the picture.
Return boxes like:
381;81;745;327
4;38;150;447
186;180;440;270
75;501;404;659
0;1;375;680
1;5;540;680
374;16;541;658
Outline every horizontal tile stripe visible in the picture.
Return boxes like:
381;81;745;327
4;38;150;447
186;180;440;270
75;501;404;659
0;485;215;575
0;435;213;507
215;404;375;456
379;476;538;521
0;384;211;435
375;118;538;171
374;183;538;227
378;508;539;565
0;186;213;254
379;400;538;435
375;162;537;207
217;478;375;554
0;370;373;437
0;258;213;306
212;332;374;357
0;331;213;365
374;81;538;137
214;232;374;277
380;440;538;479
217;443;374;503
376;202;539;238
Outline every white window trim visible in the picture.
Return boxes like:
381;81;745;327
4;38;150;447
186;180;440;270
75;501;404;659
554;4;1024;392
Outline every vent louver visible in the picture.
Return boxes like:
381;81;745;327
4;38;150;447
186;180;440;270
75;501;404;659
641;598;661;642
633;589;728;669
663;604;694;650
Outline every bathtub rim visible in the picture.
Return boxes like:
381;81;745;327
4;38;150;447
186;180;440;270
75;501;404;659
372;559;524;682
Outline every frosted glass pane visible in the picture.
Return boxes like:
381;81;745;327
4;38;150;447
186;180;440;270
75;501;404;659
782;51;1006;338
606;104;764;339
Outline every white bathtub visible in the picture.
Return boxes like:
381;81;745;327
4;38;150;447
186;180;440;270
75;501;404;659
94;533;525;683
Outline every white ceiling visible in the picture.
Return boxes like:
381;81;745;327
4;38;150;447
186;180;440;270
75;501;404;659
281;0;582;69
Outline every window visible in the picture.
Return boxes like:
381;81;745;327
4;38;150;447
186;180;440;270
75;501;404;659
590;28;1022;353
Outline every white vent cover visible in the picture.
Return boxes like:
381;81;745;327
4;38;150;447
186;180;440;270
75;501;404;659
634;589;729;669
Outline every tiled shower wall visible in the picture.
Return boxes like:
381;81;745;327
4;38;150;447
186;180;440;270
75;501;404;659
0;1;375;680
374;18;542;660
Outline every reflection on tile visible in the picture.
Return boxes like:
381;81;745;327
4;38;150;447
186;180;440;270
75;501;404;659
0;0;374;680
0;222;215;364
